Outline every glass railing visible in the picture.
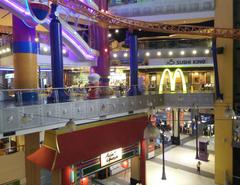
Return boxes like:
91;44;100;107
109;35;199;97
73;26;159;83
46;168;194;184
109;0;215;18
138;39;212;50
0;84;215;107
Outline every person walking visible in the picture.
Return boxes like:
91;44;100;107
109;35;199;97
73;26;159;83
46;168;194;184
197;161;201;174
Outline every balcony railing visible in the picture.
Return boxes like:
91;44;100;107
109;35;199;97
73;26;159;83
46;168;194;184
0;84;214;107
109;0;215;17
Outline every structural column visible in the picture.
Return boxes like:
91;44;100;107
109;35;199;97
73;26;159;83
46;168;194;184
12;16;38;101
62;166;71;185
128;31;140;96
49;3;68;102
89;0;110;86
130;139;146;185
12;16;40;185
215;0;233;184
171;108;180;145
25;133;40;185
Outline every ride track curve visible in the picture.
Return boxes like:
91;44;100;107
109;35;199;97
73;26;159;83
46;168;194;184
50;0;240;40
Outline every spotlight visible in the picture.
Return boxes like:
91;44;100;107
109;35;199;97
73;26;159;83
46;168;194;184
104;48;108;53
157;51;161;56
115;29;119;34
113;53;118;58
180;50;185;56
6;48;11;52
62;48;67;54
145;52;150;57
205;49;210;54
35;37;39;42
192;50;197;55
168;51;173;56
2;49;6;53
123;52;128;57
108;33;112;38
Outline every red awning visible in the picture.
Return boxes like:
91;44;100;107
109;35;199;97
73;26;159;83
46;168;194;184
27;146;56;170
28;114;148;170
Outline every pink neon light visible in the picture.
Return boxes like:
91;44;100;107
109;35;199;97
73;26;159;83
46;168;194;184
62;31;96;60
3;0;30;15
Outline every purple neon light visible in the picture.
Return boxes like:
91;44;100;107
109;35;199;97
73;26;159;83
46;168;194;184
2;1;97;61
0;67;51;72
62;31;96;60
3;0;30;16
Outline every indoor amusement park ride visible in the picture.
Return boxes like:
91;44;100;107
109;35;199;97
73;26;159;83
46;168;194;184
53;0;240;39
1;0;240;44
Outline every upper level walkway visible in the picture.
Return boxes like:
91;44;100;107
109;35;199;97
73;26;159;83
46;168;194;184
109;0;215;22
0;86;215;138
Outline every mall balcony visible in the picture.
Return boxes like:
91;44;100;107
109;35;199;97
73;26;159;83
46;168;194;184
109;0;214;22
0;82;215;138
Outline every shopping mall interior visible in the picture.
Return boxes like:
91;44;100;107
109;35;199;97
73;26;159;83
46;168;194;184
0;0;239;185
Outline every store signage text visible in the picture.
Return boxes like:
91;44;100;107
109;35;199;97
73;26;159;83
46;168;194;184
166;59;207;65
101;148;122;167
149;57;213;67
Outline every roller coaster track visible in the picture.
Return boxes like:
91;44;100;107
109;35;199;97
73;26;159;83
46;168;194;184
50;0;240;40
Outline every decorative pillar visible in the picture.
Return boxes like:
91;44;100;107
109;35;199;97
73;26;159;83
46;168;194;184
171;108;180;145
49;3;68;102
90;0;110;86
140;139;146;185
128;31;140;96
130;139;146;185
25;133;40;185
215;0;233;184
12;16;38;102
62;166;71;185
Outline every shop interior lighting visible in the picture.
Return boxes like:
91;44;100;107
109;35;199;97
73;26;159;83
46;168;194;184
192;50;197;55
205;49;210;54
2;49;6;53
6;48;11;52
168;51;173;56
123;52;128;57
157;51;161;56
145;52;150;57
108;33;112;38
113;53;118;58
115;29;119;34
180;50;185;56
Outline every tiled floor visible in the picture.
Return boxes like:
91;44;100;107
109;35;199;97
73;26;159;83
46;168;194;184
183;136;215;152
98;135;216;185
156;146;215;174
146;160;217;185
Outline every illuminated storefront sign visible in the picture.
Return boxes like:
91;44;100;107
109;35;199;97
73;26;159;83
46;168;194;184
101;148;123;167
159;68;187;93
149;57;213;67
